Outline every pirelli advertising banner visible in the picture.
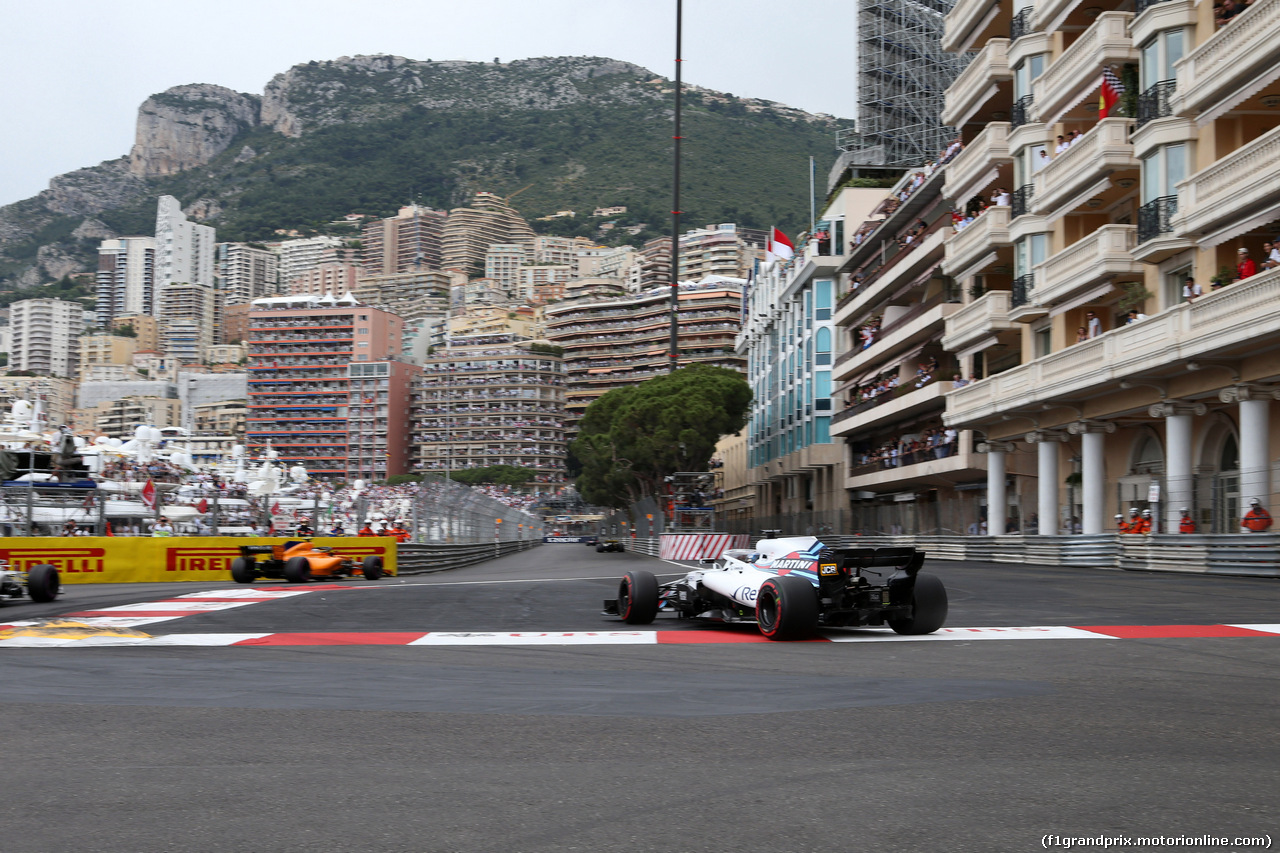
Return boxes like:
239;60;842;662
0;538;398;585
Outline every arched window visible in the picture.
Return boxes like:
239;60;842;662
1132;433;1164;475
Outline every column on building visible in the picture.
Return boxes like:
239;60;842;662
1026;430;1068;535
1220;386;1275;512
977;439;1015;535
1149;402;1207;534
1067;420;1117;535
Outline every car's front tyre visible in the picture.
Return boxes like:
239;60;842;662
618;570;659;624
888;572;948;635
756;575;819;640
26;564;60;602
361;555;384;580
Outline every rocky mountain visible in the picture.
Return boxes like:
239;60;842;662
0;55;846;291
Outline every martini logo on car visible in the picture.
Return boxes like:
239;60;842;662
771;558;816;571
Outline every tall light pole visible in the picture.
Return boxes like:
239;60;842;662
668;0;684;373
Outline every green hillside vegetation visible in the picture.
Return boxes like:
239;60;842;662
0;58;844;290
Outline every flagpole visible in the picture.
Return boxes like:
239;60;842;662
810;156;816;233
668;0;683;374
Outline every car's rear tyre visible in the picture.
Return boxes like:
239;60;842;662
361;555;384;581
888;572;948;635
756;575;819;640
230;557;256;584
596;544;605;553
618;570;659;624
26;564;60;602
284;556;312;584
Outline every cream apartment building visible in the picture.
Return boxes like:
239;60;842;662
938;0;1280;533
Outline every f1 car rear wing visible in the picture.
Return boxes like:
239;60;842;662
819;546;925;585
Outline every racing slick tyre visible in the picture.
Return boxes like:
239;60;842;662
888;572;949;635
596;544;605;553
617;570;659;624
756;575;819;640
26;564;60;603
230;557;256;584
284;556;312;584
361;555;385;581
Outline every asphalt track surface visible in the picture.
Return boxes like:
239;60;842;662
1;543;1277;853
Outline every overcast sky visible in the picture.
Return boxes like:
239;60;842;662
0;0;860;208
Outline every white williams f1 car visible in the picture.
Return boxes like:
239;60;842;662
603;535;947;640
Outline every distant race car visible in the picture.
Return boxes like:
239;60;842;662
0;559;60;604
603;535;946;640
596;539;625;553
231;540;385;584
581;536;599;547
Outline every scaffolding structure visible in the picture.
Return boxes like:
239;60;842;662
855;0;970;167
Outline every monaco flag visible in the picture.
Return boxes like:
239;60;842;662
197;498;209;514
767;227;795;262
140;479;157;510
271;502;281;516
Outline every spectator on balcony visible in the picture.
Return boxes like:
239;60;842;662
1263;241;1280;270
1076;326;1089;343
1237;247;1257;280
1054;135;1068;154
1126;308;1147;324
992;187;1011;206
1035;148;1051;172
1086;311;1103;338
1217;0;1244;27
1183;276;1204;302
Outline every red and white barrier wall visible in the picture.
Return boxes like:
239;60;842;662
659;533;749;562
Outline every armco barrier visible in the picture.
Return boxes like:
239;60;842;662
818;533;1280;577
396;540;540;574
0;537;398;584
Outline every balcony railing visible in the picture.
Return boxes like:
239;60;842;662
1012;273;1034;307
1137;80;1176;128
1135;0;1169;14
1010;6;1034;40
1011;94;1035;129
1012;183;1035;218
1138;195;1178;244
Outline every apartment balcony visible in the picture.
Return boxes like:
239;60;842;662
1132;0;1195;51
845;443;986;492
941;40;1012;128
1173;124;1280;243
834;300;961;384
943;205;1013;281
834;229;947;328
941;290;1019;354
1031;118;1138;217
1008;272;1049;322
832;381;955;438
1134;195;1196;263
943;123;1013;204
1033;12;1138;126
1172;0;1280;121
1032;225;1142;309
943;0;1009;53
946;265;1280;428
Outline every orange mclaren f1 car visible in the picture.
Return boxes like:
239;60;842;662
230;540;386;584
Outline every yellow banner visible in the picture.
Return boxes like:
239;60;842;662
0;537;398;585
